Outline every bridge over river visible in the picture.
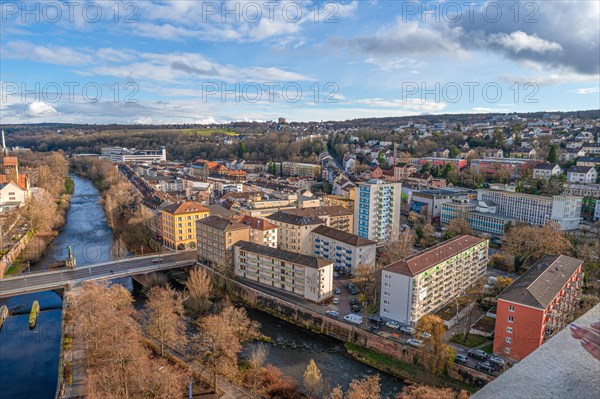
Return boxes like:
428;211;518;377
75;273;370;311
0;251;197;298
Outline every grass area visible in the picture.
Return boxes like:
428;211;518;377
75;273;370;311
64;177;75;194
480;342;494;354
182;128;238;137
449;334;490;348
4;258;27;276
345;343;476;393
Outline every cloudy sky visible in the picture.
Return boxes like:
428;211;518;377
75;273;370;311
1;0;599;124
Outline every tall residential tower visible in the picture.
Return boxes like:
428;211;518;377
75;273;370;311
354;179;401;243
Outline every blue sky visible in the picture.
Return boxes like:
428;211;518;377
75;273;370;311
1;0;599;124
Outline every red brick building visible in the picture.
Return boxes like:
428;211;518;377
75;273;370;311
493;255;583;361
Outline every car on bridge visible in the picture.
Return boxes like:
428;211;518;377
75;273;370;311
151;257;163;263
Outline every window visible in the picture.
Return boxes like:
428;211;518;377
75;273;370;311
505;337;512;344
508;316;514;323
506;327;513;333
509;305;515;312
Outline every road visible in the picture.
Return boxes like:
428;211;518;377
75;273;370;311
0;251;197;298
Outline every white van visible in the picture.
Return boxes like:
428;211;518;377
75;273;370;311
343;314;363;325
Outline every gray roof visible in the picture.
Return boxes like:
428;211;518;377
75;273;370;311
311;225;376;247
267;211;324;226
498;255;582;309
534;163;559;171
568;165;594;173
235;241;332;269
198;215;248;231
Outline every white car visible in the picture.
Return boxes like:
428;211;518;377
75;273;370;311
400;326;416;335
407;338;423;347
332;297;339;305
151;257;162;263
489;355;505;366
385;321;400;329
420;331;431;339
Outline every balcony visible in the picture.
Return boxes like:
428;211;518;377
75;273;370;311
473;304;600;399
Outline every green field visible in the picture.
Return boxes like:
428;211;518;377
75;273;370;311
182;128;238;137
449;334;490;348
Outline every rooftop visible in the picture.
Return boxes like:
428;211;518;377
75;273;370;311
235;241;332;269
497;255;582;309
237;215;278;231
384;235;487;277
267;211;324;226
162;201;209;215
198;215;249;231
311;225;375;247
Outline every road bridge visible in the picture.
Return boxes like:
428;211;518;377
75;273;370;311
0;251;197;298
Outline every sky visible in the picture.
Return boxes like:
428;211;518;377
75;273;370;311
0;0;599;124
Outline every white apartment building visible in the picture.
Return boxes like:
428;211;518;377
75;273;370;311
101;146;166;163
311;225;376;275
567;166;597;184
267;211;325;254
532;163;562;180
0;181;28;213
237;215;278;248
477;189;582;231
234;241;333;302
354;180;402;243
380;236;489;326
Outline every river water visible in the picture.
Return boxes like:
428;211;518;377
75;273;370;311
0;175;115;399
1;175;404;398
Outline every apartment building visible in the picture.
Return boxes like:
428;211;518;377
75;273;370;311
237;215;278;248
380;236;489;326
567;166;597;184
161;201;210;250
267;211;325;254
409;187;476;224
477;189;582;230
322;194;355;211
285;206;354;233
234;241;333;302
354;180;402;243
493;255;583;361
196;216;250;270
311;225;376;275
101;146;166;163
440;199;516;238
281;162;322;177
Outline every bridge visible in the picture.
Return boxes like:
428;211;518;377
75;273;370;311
0;251;197;298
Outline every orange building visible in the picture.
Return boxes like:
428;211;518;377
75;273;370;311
493;255;583;361
161;201;210;250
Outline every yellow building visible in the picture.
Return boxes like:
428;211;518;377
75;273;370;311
161;201;210;250
323;194;355;211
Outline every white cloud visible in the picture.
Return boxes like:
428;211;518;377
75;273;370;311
569;87;600;95
25;101;58;117
488;31;562;54
354;98;447;112
1;41;91;66
364;57;426;71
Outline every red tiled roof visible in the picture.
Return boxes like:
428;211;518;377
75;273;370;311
162;201;209;215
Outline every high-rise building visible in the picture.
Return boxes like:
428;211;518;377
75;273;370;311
493;255;583;361
354;180;401;243
380;235;488;326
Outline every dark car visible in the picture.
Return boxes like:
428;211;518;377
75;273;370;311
369;315;385;325
468;349;489;360
350;305;360;313
475;362;495;374
369;325;380;333
348;283;355;290
350;299;358;306
349;288;358;295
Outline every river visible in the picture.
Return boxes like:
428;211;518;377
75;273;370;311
1;175;404;398
0;175;115;399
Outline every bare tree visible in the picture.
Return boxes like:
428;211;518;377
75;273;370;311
504;223;573;269
303;359;323;398
185;266;213;315
379;229;415;266
247;343;270;392
144;286;187;357
416;315;456;375
398;385;470;399
446;218;473;238
346;375;381;399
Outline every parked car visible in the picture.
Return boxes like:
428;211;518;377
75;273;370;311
334;288;341;294
350;299;358;306
420;332;431;339
350;305;360;313
333;272;340;278
400;326;416;335
369;315;385;325
385;321;400;329
343;314;363;325
407;338;423;348
468;349;489;360
332;298;339;305
349;288;358;295
475;362;495;374
326;310;339;319
488;355;505;367
454;354;469;365
151;257;162;263
369;325;380;333
348;283;355;290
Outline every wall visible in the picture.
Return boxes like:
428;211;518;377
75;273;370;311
0;228;33;277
